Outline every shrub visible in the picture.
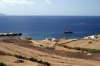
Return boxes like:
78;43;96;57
14;54;27;59
29;57;51;66
28;57;37;62
0;62;6;66
40;45;44;47
14;55;51;66
58;44;100;53
73;47;81;50
87;49;100;53
67;46;72;49
58;44;72;49
43;61;51;66
63;45;69;48
37;60;43;63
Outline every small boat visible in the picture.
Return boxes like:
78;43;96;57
64;31;73;34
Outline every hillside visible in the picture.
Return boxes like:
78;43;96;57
0;35;100;66
0;13;6;16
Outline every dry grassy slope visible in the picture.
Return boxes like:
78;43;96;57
30;40;79;52
65;39;100;49
0;38;100;66
0;42;43;66
0;56;39;66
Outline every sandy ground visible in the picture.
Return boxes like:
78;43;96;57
0;36;100;66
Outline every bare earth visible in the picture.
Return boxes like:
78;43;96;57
0;35;100;66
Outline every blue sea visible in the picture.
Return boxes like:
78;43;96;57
0;16;100;40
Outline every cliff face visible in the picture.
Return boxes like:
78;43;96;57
0;13;6;16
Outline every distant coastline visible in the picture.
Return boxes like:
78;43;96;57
0;13;6;16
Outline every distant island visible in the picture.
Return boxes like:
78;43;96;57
0;13;6;16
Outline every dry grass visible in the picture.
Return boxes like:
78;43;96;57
0;38;100;66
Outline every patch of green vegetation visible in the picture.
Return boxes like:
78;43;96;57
28;58;50;66
40;45;44;47
73;47;81;50
58;44;100;53
87;48;100;53
58;44;72;49
14;54;27;59
0;62;6;66
14;54;51;66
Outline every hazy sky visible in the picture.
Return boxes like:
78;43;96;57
0;0;100;16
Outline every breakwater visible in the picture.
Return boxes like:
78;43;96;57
0;32;22;36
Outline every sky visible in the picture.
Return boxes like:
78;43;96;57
0;0;100;16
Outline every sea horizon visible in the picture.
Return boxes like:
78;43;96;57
1;15;100;16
